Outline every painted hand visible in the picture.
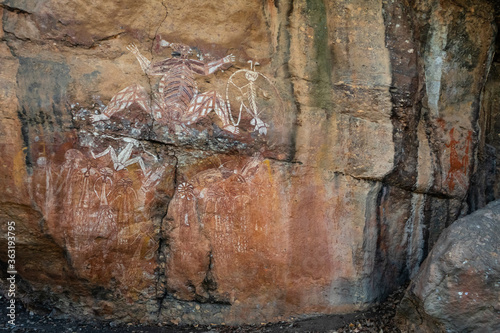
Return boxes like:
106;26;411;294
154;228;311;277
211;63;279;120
126;44;140;55
223;54;236;64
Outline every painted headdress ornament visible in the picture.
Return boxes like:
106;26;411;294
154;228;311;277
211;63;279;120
159;40;192;57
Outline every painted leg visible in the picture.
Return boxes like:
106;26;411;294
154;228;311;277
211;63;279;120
122;157;150;177
91;146;118;160
183;91;216;124
213;92;239;134
183;91;239;134
91;84;151;122
91;146;126;171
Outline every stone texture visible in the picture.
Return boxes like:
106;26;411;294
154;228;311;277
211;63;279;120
396;200;500;332
479;60;500;202
0;0;498;326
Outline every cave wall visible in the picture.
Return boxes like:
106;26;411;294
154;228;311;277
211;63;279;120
0;0;496;325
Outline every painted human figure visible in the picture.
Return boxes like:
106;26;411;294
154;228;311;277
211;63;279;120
91;140;151;177
91;42;238;134
445;128;472;191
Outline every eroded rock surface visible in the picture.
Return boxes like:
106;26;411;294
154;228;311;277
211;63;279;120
0;0;498;325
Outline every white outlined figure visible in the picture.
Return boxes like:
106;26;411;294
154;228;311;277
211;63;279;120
91;137;153;177
226;60;283;135
92;167;116;235
111;177;138;224
94;167;114;206
91;42;238;134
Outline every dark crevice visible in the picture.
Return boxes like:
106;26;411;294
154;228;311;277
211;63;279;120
197;250;231;306
330;167;459;199
466;20;498;213
6;28;127;49
155;153;177;319
284;0;300;163
421;108;444;194
17;107;33;174
146;1;168;133
0;3;32;15
369;184;386;302
88;32;126;48
381;0;420;191
201;251;217;293
265;154;302;165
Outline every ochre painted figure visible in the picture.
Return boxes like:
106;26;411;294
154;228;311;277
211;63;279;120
445;128;472;191
92;43;238;134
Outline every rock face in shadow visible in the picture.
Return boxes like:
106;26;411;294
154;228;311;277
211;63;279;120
396;200;500;333
0;0;498;325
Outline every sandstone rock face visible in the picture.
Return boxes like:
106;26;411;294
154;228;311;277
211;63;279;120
396;200;500;332
478;4;500;208
0;0;498;325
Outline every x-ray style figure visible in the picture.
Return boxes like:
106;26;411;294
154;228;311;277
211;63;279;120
91;42;238;134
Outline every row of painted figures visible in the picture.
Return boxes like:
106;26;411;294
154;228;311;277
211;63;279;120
34;139;165;236
90;41;282;136
33;134;267;243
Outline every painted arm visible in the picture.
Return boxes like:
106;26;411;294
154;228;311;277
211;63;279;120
127;44;155;75
188;54;235;76
128;44;181;77
205;54;235;75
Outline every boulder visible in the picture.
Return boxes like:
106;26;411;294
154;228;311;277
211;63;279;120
397;200;500;332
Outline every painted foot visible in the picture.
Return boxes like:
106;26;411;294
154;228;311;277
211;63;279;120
251;118;268;135
223;125;240;135
91;114;110;122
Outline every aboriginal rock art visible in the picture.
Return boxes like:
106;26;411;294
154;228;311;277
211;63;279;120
30;137;166;290
52;38;284;300
91;42;238;134
165;154;270;301
92;141;150;176
89;39;283;137
445;128;473;192
226;60;283;135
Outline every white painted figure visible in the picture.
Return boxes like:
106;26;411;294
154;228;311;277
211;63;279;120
226;60;282;135
91;138;151;177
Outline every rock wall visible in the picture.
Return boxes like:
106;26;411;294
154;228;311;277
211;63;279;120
0;0;497;325
477;1;500;209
